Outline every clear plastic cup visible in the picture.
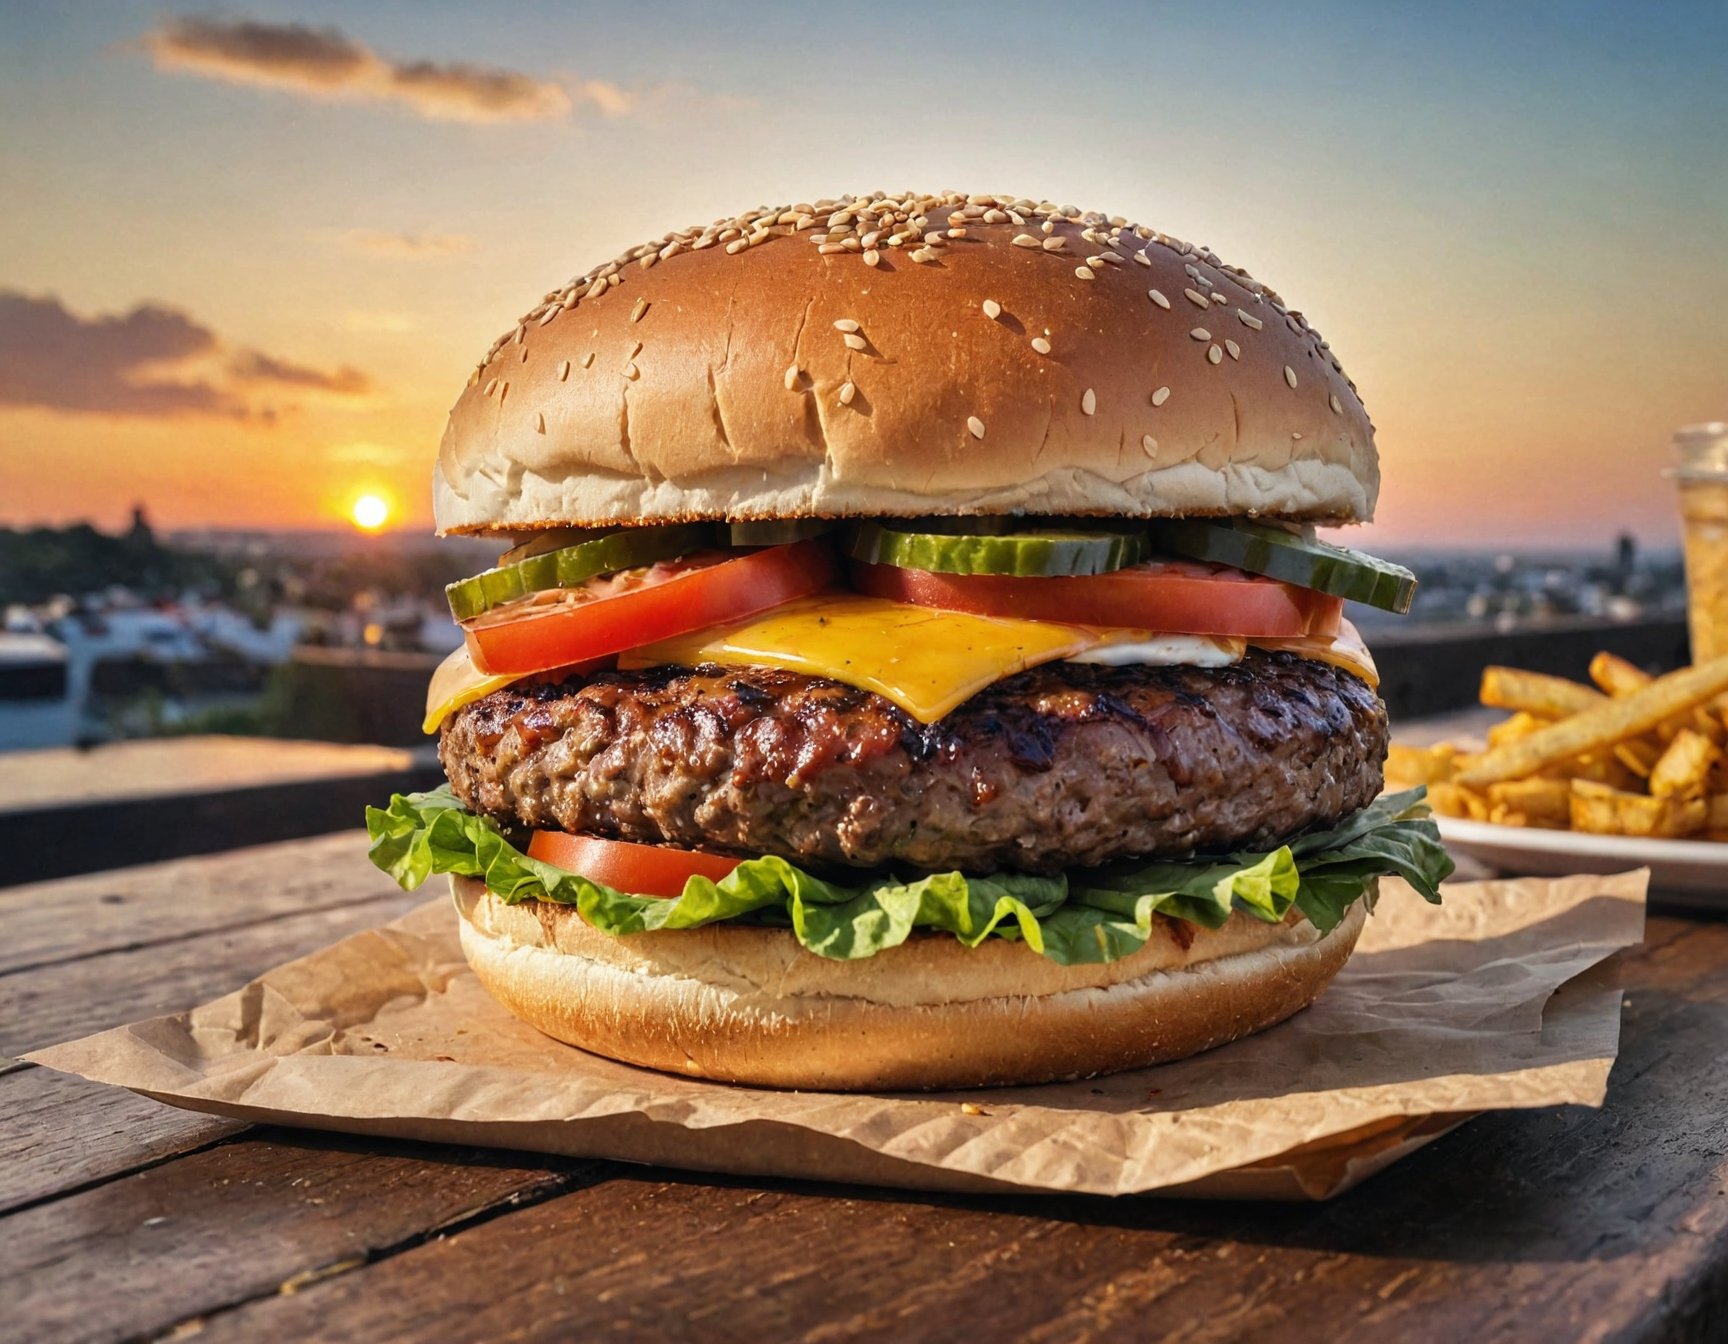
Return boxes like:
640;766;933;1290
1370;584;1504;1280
1674;422;1728;663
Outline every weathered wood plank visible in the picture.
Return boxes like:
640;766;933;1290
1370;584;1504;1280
178;918;1728;1344
0;1130;612;1344
0;1066;243;1214
0;829;405;974
0;886;426;1056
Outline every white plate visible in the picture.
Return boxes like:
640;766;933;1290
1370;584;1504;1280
1437;815;1728;901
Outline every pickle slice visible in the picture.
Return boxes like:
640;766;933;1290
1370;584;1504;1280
1144;519;1417;613
727;519;836;546
446;523;715;622
846;521;1152;577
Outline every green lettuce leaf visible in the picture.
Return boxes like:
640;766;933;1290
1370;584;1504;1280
365;786;1452;966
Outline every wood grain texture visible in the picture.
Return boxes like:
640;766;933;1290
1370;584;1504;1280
154;917;1728;1344
0;1067;242;1215
0;834;426;1056
1;1130;614;1344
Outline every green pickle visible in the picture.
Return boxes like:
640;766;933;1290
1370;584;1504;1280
1144;519;1416;613
445;523;715;622
727;519;836;546
847;520;1152;577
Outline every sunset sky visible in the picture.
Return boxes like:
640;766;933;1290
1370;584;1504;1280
3;2;1724;550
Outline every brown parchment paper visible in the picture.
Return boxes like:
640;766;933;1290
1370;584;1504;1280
26;870;1646;1200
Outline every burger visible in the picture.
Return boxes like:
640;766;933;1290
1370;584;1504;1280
367;191;1451;1092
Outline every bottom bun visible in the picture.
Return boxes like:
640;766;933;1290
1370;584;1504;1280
453;876;1369;1092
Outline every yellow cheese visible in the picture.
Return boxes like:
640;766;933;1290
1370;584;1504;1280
422;643;520;733
1250;618;1379;688
617;595;1105;723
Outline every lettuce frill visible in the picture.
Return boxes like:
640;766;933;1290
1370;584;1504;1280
365;787;1452;966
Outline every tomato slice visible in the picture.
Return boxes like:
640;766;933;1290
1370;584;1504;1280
465;539;836;676
851;557;1341;638
527;830;740;898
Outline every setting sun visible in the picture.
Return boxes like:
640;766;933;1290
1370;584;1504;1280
351;494;391;532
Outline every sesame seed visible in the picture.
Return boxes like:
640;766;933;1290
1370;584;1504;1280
535;412;546;434
630;298;649;323
982;299;1002;320
1132;250;1152;267
1330;393;1343;415
1075;266;1096;281
513;325;525;344
1042;236;1066;252
1284;366;1299;389
1211;292;1228;306
1085;255;1108;270
1151;386;1171;407
1142;435;1157;455
1041;220;1055;235
1094;251;1122;266
1190;328;1211;341
967;416;986;440
538;307;559;326
1207;345;1223;364
818;243;846;255
911;247;937;263
1031;336;1052;355
623;362;639;380
557;360;571;381
725;239;748;255
519;346;529;363
1292;432;1304;441
1184;288;1209;309
843;333;867;350
863;250;881;266
1225;340;1241;360
1149;289;1171;309
483;378;498;397
1081;388;1097;415
498;381;509;404
947;227;967;239
839;381;857;406
582;352;595;369
1012;234;1041;248
784;365;801;391
1237;310;1264;330
832;319;860;334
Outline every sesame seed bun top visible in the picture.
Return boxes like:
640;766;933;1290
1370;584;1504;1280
434;192;1379;535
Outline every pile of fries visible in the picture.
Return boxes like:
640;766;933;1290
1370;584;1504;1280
1387;652;1728;840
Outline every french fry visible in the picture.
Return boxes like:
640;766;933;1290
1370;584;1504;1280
1385;742;1459;789
1486;711;1553;748
1487;778;1571;827
1569;780;1706;839
1649;728;1722;799
1479;666;1606;719
1588;652;1653;697
1457;656;1728;788
1426;781;1488;821
1614;739;1660;778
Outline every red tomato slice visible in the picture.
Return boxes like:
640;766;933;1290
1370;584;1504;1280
527;830;740;898
851;558;1341;638
466;539;836;676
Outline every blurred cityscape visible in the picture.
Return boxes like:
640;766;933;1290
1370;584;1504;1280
0;510;1688;753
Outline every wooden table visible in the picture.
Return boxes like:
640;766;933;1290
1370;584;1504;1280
5;836;1727;1342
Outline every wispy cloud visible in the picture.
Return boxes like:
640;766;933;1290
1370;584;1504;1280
337;230;476;260
0;291;370;420
138;16;606;123
228;350;372;395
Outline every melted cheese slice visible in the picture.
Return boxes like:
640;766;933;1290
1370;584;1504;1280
1250;618;1378;688
616;595;1106;722
423;644;519;734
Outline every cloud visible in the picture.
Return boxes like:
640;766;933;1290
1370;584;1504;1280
229;350;372;396
139;16;577;123
337;230;476;260
0;290;371;421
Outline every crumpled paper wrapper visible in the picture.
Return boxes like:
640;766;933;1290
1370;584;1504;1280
27;870;1645;1200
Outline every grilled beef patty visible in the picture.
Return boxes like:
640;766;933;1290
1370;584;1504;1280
440;651;1388;875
